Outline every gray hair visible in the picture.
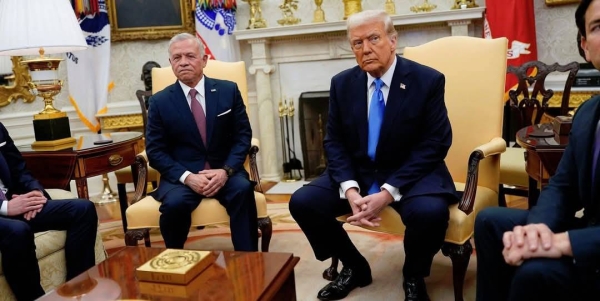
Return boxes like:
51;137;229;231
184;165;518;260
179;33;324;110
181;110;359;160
168;33;205;57
346;10;397;40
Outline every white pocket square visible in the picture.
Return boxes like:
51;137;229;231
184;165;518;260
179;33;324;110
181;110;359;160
217;109;231;117
0;141;6;147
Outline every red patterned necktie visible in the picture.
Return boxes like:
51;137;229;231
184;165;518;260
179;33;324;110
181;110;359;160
189;89;210;169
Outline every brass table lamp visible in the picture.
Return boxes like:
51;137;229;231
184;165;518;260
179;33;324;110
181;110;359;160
0;0;88;148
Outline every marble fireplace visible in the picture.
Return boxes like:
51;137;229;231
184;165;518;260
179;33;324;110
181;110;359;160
234;8;485;181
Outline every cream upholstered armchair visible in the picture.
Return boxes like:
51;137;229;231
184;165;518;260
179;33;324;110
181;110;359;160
325;37;508;301
123;60;272;251
0;189;106;301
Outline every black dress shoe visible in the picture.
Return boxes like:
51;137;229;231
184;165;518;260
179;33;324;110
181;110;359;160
317;266;372;300
403;277;430;301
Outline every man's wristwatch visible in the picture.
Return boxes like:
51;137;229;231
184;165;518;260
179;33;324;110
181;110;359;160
223;165;234;177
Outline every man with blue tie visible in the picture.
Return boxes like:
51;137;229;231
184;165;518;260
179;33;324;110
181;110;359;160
474;1;600;300
290;10;457;301
145;33;257;251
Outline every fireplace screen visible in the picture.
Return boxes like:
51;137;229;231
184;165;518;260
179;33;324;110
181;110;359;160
298;91;330;180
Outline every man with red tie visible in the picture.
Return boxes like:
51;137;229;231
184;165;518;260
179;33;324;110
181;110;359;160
145;33;257;251
474;1;600;299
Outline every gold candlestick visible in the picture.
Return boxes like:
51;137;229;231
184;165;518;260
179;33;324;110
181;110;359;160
343;0;362;20
385;0;396;15
313;0;326;23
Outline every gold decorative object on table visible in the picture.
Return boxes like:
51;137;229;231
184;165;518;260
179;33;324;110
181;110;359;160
243;0;267;29
410;0;437;13
451;0;478;9
313;0;326;23
277;0;301;26
136;249;217;284
343;0;363;20
385;0;396;15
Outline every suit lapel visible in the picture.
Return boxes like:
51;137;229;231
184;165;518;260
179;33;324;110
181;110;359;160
204;77;219;147
171;81;205;147
351;71;369;153
577;97;600;207
587;99;600;207
378;56;410;149
0;153;11;188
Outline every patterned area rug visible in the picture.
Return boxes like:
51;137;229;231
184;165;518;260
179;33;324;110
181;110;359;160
100;203;477;301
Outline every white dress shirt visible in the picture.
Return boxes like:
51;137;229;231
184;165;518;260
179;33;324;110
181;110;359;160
339;56;402;202
178;76;207;184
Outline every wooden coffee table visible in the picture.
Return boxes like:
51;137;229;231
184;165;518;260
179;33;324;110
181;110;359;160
39;247;300;301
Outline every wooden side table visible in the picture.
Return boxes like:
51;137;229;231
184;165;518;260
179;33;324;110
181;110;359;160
18;132;143;229
516;123;569;208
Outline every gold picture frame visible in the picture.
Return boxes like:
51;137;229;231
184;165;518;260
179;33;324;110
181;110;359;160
545;0;580;6
107;0;194;41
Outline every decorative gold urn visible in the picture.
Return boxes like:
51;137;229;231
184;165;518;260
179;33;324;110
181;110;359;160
343;0;362;20
313;0;326;23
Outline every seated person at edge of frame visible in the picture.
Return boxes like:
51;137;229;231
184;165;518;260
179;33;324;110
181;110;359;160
474;1;600;300
0;122;98;301
145;33;258;251
289;10;457;301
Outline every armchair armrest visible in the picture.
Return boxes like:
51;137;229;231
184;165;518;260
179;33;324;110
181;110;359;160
458;137;507;215
248;138;262;193
131;154;149;207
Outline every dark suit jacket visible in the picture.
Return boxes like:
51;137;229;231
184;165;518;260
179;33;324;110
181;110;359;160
528;95;600;271
0;122;48;209
319;56;457;200
145;76;251;200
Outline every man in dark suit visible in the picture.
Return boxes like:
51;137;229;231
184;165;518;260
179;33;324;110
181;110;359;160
145;33;257;251
0;122;98;301
474;1;600;300
290;10;457;301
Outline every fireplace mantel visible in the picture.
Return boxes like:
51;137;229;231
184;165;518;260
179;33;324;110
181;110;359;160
234;7;485;41
234;8;486;181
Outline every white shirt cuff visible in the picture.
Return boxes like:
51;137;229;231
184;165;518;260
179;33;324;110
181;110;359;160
339;180;360;199
382;183;402;202
180;171;192;184
0;201;7;216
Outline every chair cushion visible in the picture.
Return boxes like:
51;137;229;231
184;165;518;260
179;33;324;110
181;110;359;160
126;191;268;229
500;148;529;188
336;182;498;245
115;165;160;184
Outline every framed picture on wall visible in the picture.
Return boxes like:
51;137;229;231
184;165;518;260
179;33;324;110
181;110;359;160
107;0;194;41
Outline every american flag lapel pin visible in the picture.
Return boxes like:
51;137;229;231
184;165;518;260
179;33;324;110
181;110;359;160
211;88;217;92
400;83;406;89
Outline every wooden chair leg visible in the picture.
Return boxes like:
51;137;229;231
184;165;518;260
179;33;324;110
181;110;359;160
125;229;150;247
258;216;272;252
441;240;473;301
323;257;340;281
498;184;507;207
117;183;128;232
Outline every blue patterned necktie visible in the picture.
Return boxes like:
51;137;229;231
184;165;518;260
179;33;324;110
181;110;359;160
368;78;385;195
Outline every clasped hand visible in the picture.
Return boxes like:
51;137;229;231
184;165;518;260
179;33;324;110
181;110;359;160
502;223;570;266
345;189;393;227
184;169;228;197
6;190;47;221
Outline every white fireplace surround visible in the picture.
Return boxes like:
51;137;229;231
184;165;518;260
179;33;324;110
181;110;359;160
234;7;485;181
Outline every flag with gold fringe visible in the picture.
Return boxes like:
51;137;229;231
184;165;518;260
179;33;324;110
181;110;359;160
195;0;240;62
67;0;111;132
